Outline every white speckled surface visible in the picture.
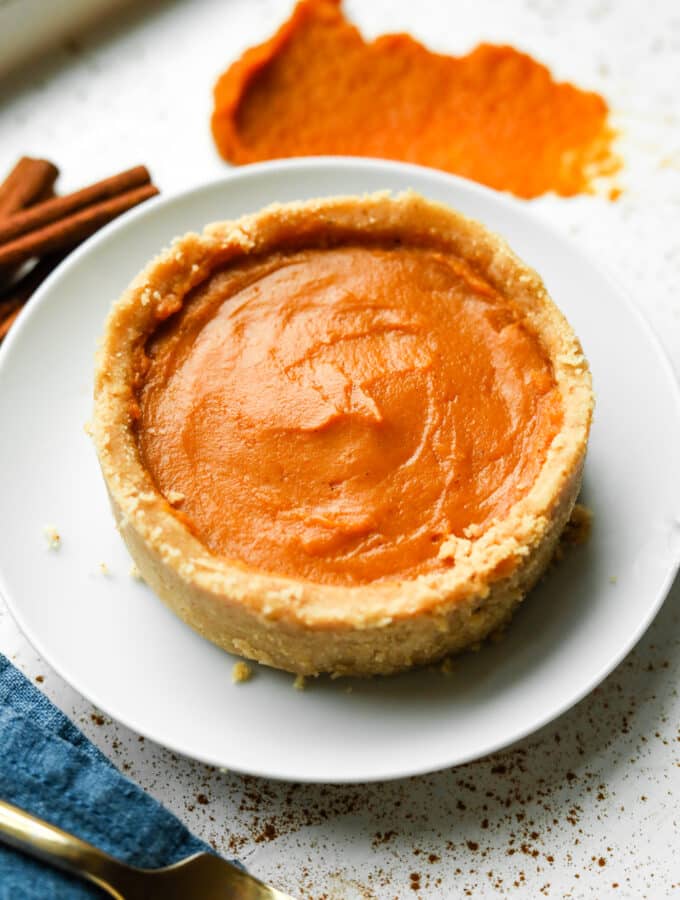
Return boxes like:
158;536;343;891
1;1;680;897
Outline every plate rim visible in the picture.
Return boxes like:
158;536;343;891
1;156;679;783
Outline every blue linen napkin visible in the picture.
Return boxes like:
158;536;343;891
0;653;227;899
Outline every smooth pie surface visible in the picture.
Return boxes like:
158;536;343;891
138;243;562;584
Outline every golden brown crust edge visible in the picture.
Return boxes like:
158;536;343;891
92;191;593;676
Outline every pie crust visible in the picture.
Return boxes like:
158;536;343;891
92;192;592;676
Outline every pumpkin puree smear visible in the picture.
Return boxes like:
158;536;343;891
212;0;620;198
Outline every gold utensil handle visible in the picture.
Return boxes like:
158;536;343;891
0;798;139;898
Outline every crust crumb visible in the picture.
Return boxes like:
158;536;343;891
231;661;253;684
489;623;509;644
129;564;142;580
554;503;593;564
43;524;61;550
166;490;186;506
440;657;456;675
562;503;593;546
293;674;307;691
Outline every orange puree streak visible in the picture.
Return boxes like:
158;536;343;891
211;0;619;199
138;244;562;585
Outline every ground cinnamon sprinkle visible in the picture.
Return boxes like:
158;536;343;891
212;0;620;198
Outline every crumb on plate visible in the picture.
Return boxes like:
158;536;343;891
43;524;61;550
440;657;455;675
232;661;253;684
553;502;594;564
562;502;593;546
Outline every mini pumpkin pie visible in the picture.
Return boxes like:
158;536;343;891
92;192;592;677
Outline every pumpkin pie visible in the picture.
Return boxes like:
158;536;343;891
92;192;592;676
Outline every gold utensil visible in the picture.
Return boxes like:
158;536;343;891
0;798;296;899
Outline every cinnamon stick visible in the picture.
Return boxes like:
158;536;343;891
0;252;68;342
0;183;159;269
0;251;68;309
0;157;59;217
0;165;151;245
0;301;22;341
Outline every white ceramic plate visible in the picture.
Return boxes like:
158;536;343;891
1;159;679;783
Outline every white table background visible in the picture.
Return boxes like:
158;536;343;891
1;1;679;896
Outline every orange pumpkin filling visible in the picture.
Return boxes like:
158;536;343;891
212;0;619;199
137;243;562;585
